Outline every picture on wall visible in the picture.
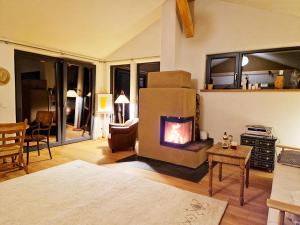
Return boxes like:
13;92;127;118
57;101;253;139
96;94;113;113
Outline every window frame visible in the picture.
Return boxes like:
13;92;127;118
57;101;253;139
206;52;240;89
206;46;300;90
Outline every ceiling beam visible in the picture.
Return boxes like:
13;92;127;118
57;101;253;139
176;0;194;38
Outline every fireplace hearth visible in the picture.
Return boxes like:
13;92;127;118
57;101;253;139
160;116;194;148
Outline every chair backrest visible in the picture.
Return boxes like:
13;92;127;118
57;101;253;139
124;118;139;127
36;111;53;126
0;120;27;157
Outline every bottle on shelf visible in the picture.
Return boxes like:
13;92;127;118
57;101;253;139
275;70;284;89
246;76;249;90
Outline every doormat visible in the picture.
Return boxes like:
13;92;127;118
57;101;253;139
116;155;208;183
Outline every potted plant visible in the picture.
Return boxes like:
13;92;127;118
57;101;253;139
207;77;214;90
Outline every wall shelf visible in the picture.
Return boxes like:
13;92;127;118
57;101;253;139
200;89;300;92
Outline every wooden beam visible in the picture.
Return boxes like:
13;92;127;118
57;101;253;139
176;0;194;38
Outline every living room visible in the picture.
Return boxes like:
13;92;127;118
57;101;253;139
0;0;300;225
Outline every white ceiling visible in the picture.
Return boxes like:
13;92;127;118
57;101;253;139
1;0;299;60
221;0;300;17
0;0;165;59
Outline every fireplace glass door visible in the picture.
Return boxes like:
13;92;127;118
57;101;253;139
160;116;194;148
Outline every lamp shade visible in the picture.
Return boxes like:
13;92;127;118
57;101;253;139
67;90;78;98
115;92;129;104
242;56;249;67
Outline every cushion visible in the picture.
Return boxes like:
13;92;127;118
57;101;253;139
124;118;139;127
25;134;46;142
278;150;300;168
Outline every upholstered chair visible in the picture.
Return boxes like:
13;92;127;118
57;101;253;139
108;118;139;153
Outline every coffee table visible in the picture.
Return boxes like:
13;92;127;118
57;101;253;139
207;142;253;206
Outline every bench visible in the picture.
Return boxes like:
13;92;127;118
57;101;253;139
267;145;300;225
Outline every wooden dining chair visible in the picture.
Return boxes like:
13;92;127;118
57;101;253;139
25;111;53;165
0;120;28;173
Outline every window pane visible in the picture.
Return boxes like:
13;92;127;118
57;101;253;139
65;65;92;140
241;50;300;89
210;57;236;88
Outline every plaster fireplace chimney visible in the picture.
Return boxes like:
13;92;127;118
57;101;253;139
138;71;209;168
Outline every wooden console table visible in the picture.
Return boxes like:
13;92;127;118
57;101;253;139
207;142;253;206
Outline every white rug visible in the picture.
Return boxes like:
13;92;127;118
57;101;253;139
0;160;227;225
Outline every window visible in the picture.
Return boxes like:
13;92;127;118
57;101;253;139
206;47;300;90
206;53;239;89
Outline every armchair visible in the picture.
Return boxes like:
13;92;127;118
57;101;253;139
108;118;139;153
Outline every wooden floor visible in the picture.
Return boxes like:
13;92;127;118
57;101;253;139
0;139;273;225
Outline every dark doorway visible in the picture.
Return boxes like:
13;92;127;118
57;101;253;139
110;65;130;123
137;62;160;92
137;62;160;115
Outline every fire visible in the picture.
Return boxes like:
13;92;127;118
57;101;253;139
165;123;185;144
161;116;193;147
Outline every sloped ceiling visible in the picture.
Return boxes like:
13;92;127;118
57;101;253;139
221;0;300;17
0;0;165;59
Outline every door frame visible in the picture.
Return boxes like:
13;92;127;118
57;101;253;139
14;50;96;147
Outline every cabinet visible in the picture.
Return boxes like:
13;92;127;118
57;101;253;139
240;134;277;172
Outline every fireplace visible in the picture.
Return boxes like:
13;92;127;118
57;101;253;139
160;116;194;148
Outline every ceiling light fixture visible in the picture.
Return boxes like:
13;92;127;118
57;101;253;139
242;56;249;67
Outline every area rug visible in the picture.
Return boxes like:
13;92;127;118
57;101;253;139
23;144;47;152
0;160;227;225
117;155;209;183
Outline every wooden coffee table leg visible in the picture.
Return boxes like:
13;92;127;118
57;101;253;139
208;156;213;197
240;162;245;206
219;163;222;181
246;160;250;188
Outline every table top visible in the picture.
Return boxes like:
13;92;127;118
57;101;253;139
207;142;252;159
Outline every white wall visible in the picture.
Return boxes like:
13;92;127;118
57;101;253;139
160;0;181;70
160;0;300;146
104;19;162;124
0;43;16;123
106;20;161;61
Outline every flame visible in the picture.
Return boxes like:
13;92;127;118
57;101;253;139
165;123;185;144
164;121;192;144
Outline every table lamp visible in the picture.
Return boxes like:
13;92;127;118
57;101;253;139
114;90;129;124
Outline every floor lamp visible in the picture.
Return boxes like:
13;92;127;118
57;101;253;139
115;90;130;124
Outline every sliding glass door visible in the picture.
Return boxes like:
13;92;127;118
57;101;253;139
15;51;62;146
15;51;95;146
62;61;95;143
